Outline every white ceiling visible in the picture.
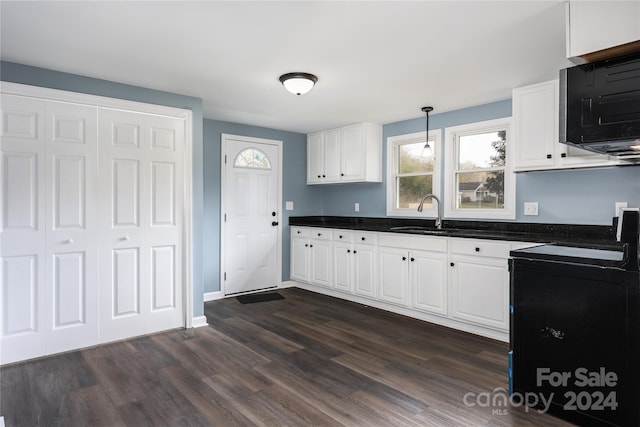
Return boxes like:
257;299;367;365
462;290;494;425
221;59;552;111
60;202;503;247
0;1;573;134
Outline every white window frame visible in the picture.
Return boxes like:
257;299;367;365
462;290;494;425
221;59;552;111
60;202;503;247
386;129;441;218
444;118;515;220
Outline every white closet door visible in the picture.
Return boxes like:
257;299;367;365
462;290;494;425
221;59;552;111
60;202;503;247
1;97;99;364
44;101;99;354
1;95;47;364
98;109;184;342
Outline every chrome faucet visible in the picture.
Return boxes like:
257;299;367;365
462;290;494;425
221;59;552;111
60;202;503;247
417;194;442;229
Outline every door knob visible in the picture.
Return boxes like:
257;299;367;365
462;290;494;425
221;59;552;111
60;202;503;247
272;221;279;226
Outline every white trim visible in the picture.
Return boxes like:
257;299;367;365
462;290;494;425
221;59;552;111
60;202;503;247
1;82;195;332
204;291;223;302
220;134;283;297
279;280;297;288
386;130;441;218
191;316;209;328
0;82;189;118
443;118;515;220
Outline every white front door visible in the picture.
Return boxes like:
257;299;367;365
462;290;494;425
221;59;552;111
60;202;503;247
98;108;184;342
222;135;281;296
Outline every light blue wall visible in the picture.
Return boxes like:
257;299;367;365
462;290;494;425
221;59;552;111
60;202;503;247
323;100;513;216
1;61;207;317
323;99;640;225
203;119;324;292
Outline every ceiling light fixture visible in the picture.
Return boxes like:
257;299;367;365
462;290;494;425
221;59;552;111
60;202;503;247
279;72;318;95
421;106;434;154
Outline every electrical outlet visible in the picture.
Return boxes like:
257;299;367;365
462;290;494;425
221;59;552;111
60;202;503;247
285;201;294;211
355;202;360;212
524;202;539;216
615;202;628;217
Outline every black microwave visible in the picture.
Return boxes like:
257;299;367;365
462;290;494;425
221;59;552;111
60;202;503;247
559;51;640;160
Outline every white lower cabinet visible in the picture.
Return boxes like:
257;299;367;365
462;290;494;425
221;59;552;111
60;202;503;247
411;250;448;316
291;226;535;341
448;238;511;331
290;227;331;288
378;246;410;306
332;230;378;297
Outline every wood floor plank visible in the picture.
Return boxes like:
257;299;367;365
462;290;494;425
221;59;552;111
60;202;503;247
2;287;576;426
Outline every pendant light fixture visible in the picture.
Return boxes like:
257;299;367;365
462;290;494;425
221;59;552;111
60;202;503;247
421;106;434;155
279;72;318;95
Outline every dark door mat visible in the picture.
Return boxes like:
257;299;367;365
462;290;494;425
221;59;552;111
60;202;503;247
236;292;285;304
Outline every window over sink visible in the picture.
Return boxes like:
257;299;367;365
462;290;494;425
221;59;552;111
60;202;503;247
386;130;441;217
444;118;515;219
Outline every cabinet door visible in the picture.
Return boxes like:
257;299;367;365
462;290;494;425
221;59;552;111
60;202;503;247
310;239;331;288
340;124;366;181
411;250;447;316
555;144;620;168
567;0;640;60
307;133;323;184
512;80;557;171
353;243;377;298
450;256;509;330
333;241;352;292
323;129;341;182
290;237;309;281
378;247;409;306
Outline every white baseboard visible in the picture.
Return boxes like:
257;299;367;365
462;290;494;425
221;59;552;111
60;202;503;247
191;315;209;328
203;291;223;302
279;280;296;288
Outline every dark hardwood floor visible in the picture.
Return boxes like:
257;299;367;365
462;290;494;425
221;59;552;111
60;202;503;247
1;288;575;426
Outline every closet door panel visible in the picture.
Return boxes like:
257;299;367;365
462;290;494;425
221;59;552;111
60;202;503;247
45;101;99;355
0;96;47;364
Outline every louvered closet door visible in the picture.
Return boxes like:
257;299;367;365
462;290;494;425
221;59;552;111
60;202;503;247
98;109;184;342
1;96;98;364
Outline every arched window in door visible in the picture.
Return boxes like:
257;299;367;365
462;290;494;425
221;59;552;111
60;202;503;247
233;148;272;169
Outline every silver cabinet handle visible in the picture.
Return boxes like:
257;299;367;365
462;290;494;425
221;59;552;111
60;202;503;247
120;235;130;241
64;238;73;244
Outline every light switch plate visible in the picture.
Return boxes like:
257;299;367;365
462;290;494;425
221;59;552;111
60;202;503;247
355;202;360;212
285;201;294;211
524;202;539;216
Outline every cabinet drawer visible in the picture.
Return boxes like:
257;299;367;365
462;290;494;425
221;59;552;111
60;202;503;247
354;232;378;245
378;233;447;252
291;227;310;237
310;228;331;240
333;230;353;242
450;238;511;259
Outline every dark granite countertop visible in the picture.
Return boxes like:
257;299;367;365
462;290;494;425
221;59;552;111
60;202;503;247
289;216;623;251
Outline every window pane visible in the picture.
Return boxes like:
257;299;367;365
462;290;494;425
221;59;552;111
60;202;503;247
456;171;504;209
458;131;506;169
399;142;434;173
397;175;432;209
234;148;271;169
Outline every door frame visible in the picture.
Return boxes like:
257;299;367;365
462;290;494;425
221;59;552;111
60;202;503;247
220;133;283;296
0;82;195;329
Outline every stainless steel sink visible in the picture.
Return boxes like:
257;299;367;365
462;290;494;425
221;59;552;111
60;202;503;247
389;226;450;235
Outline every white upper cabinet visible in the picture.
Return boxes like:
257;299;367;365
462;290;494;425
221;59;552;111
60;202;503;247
566;0;640;63
512;79;621;172
307;122;382;184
